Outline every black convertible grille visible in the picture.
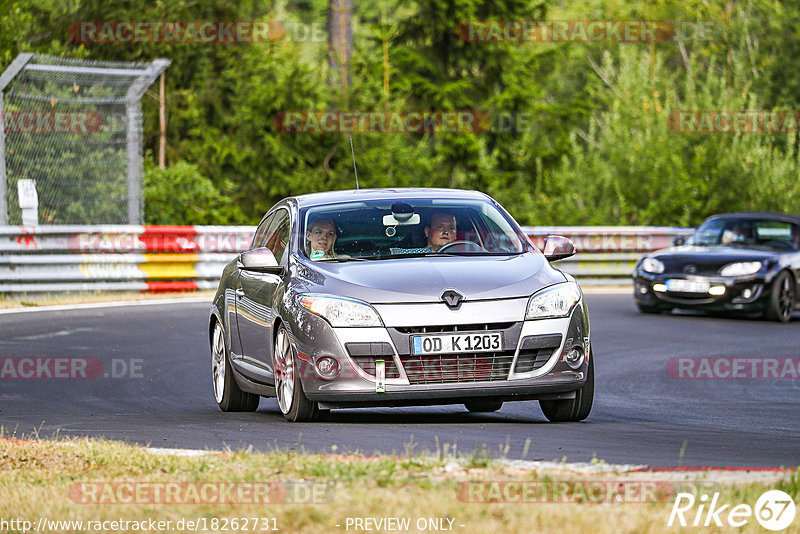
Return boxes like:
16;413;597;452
400;351;513;384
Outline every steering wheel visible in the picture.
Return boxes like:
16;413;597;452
436;240;487;253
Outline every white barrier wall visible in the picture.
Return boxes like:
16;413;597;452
0;225;692;292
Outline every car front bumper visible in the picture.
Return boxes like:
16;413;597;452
633;270;770;313
289;297;591;407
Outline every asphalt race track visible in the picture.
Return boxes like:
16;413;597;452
1;293;798;468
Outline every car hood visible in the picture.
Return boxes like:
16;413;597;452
293;252;566;304
650;245;779;274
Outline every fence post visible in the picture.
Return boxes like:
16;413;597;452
0;53;34;225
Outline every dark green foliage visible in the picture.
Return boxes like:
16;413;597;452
2;0;800;226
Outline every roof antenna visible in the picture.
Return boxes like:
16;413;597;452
349;134;359;189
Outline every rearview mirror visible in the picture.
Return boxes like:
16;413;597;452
542;235;576;262
239;247;284;274
672;235;687;246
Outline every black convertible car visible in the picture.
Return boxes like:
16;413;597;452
633;213;800;322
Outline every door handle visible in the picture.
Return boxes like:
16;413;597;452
235;288;245;298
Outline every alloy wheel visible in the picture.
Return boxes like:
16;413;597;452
211;324;226;404
274;328;295;415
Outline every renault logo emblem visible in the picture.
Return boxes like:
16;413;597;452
441;289;463;309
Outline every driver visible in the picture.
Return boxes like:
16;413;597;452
425;212;457;252
389;212;458;255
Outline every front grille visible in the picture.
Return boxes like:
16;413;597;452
400;351;513;384
396;323;515;334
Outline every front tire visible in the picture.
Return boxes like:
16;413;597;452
211;322;259;412
274;325;319;422
539;351;594;422
766;271;796;323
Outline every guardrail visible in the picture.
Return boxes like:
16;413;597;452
0;225;692;293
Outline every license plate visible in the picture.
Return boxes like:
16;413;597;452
665;279;710;293
411;332;503;355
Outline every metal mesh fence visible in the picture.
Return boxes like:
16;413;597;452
0;53;168;225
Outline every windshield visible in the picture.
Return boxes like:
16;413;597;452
689;217;800;250
299;198;530;261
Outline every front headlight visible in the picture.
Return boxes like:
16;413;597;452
298;294;383;327
526;282;582;320
719;261;762;277
641;257;665;274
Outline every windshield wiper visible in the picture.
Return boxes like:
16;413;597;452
317;257;369;262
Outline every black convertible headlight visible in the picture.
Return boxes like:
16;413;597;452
641;257;665;274
719;261;762;277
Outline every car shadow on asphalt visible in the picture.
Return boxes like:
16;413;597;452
254;403;554;424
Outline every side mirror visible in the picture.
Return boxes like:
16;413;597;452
239;247;284;274
542;235;576;262
672;235;687;246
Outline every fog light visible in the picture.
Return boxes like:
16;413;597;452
315;357;340;379
638;285;648;294
564;347;584;369
742;288;753;299
708;285;726;296
653;283;667;292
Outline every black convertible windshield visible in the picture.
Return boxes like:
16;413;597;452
689;217;800;250
300;198;530;261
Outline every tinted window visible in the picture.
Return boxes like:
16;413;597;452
264;209;291;263
251;214;273;249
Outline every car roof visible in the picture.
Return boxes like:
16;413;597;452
704;212;800;225
292;188;491;208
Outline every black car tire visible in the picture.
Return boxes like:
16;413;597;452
539;352;594;422
274;324;319;422
464;400;503;413
211;322;260;412
766;271;796;323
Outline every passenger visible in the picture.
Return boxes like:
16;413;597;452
721;222;750;245
305;216;339;260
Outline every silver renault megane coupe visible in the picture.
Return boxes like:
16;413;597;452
209;188;593;422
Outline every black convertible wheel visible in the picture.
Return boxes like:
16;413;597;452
211;322;259;412
274;325;319;422
539;351;594;422
464;400;503;413
766;271;796;323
